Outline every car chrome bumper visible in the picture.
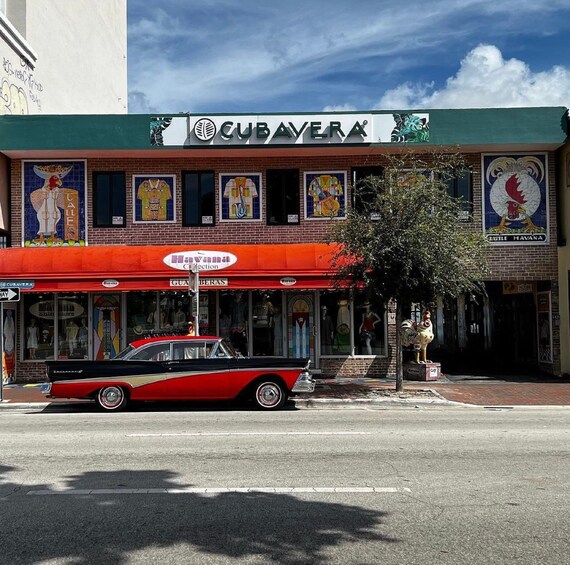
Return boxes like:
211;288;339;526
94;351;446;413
291;371;315;393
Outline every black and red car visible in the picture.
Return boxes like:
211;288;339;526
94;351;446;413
43;335;314;411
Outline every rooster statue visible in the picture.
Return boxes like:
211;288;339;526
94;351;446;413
487;156;545;233
401;310;434;364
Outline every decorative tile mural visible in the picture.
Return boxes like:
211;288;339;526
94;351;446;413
22;161;87;247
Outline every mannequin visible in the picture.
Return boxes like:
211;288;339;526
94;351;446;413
27;318;39;359
66;320;79;355
172;304;186;329
253;294;274;355
230;292;248;355
273;304;283;355
78;318;88;351
334;299;351;353
359;303;381;355
320;305;334;355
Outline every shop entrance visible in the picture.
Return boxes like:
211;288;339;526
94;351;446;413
491;292;537;370
287;293;315;365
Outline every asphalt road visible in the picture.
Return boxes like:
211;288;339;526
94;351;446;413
0;405;569;564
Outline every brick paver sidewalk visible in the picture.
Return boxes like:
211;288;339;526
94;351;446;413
2;378;570;407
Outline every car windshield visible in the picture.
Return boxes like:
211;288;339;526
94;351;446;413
114;344;135;360
219;339;239;358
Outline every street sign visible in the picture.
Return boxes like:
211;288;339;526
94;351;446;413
0;288;20;302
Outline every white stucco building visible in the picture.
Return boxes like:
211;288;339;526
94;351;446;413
0;0;127;115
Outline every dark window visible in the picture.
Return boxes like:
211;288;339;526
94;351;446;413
352;167;384;215
266;169;300;225
445;169;472;220
182;171;215;226
93;172;126;227
0;230;9;248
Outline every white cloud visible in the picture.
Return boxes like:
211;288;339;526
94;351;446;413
377;44;570;109
322;103;358;112
128;91;158;114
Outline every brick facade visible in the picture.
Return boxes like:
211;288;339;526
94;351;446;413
5;148;563;380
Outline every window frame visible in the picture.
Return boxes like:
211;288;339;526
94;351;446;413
92;171;127;228
181;170;216;227
444;169;473;221
351;166;384;218
265;168;300;226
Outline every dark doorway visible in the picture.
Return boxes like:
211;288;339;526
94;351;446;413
490;290;537;371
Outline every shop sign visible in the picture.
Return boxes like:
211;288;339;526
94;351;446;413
170;278;228;287
102;279;119;288
150;113;430;147
0;280;35;289
280;277;297;286
29;300;84;319
163;250;237;272
503;282;535;294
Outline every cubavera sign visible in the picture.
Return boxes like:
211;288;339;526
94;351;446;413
150;113;430;147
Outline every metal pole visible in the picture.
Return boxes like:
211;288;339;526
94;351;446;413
188;265;200;336
194;268;200;336
0;302;4;402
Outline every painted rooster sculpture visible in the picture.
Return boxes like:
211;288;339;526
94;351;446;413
401;310;434;364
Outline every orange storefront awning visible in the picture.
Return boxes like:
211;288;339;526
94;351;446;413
0;243;343;292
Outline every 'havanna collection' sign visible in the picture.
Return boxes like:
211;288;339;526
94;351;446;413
150;113;430;147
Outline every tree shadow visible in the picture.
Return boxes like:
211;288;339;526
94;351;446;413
0;467;399;564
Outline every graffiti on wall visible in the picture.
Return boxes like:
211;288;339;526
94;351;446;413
1;56;44;114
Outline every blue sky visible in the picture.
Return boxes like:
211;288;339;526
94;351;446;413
127;0;570;114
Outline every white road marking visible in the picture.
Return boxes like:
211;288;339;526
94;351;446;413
127;431;372;437
26;486;410;495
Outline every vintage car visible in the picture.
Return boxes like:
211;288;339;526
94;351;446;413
43;335;315;411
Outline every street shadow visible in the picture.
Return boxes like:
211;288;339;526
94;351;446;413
35;398;301;414
0;467;399;564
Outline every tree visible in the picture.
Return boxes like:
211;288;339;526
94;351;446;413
330;149;488;391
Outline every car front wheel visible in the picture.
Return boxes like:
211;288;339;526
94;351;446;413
96;386;128;411
254;380;287;410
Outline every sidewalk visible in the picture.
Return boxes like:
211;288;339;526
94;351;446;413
2;373;570;408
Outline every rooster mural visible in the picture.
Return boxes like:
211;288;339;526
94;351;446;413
484;155;547;243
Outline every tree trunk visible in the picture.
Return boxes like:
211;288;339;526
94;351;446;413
395;301;404;392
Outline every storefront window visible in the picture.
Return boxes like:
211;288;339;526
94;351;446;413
219;291;248;356
126;291;157;343
23;294;55;360
319;292;387;356
199;293;217;336
354;295;386;356
58;294;89;359
252;290;283;356
319;292;351;355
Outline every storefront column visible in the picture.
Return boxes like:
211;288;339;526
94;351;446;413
457;295;467;350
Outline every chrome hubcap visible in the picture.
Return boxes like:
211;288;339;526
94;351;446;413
257;383;281;407
99;386;123;409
